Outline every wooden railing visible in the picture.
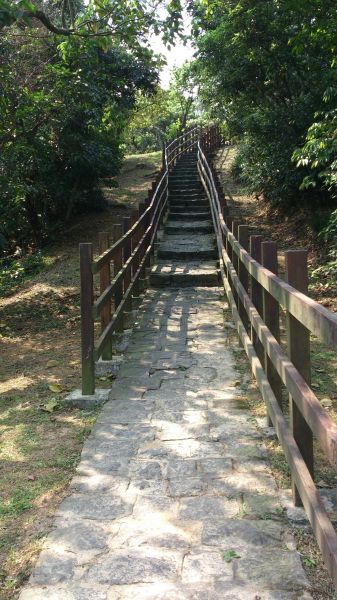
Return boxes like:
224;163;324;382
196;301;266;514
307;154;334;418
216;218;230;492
197;137;337;586
79;125;219;395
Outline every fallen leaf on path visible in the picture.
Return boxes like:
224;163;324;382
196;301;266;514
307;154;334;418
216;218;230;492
223;549;241;562
42;399;59;413
48;383;63;393
47;359;59;368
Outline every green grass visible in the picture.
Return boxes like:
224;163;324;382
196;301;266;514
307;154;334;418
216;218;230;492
0;252;56;298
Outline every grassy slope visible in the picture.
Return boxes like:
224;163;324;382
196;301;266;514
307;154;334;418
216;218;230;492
0;152;161;599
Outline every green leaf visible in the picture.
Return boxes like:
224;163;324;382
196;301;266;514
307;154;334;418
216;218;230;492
42;399;59;413
48;383;63;393
223;549;241;562
46;359;59;368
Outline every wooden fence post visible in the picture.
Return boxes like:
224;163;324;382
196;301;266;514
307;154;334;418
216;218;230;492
113;223;123;333
238;224;249;331
98;232;112;360
285;249;314;506
80;243;95;395
232;220;240;308
123;216;132;329
261;241;283;425
130;210;141;309
250;235;264;362
226;216;233;261
162;143;166;169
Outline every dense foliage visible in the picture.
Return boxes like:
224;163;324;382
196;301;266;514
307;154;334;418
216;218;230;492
0;0;183;44
0;0;183;251
1;35;157;248
190;0;337;211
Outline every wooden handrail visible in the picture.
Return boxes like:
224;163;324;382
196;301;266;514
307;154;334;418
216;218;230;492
92;180;167;318
197;137;337;588
198;146;337;349
79;124;210;397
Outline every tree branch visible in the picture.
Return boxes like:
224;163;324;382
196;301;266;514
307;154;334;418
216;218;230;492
23;10;74;35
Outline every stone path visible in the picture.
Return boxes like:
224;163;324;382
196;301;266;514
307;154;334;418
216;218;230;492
151;151;218;288
19;153;312;600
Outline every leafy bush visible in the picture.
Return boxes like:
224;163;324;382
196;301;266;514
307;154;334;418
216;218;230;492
191;0;337;208
0;33;157;250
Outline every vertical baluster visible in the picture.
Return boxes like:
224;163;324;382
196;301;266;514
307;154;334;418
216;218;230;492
250;235;264;359
238;224;249;331
232;220;240;308
285;249;313;506
261;241;283;425
226;216;233;264
113;223;123;332
80;243;95;395
122;216;132;329
98;232;112;360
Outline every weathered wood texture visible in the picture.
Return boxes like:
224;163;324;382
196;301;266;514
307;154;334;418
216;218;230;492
285;249;314;506
197;137;337;588
79;243;95;395
261;241;283;424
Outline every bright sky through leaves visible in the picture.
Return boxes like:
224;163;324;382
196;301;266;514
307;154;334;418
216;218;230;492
150;8;194;88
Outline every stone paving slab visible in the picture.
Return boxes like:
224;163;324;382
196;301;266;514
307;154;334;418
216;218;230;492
19;287;311;599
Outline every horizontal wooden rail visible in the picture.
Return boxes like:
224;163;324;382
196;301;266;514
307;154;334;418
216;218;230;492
227;231;337;350
197;138;337;587
79;125;219;396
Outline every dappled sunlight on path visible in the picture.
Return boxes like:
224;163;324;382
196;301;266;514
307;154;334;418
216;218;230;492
19;287;311;600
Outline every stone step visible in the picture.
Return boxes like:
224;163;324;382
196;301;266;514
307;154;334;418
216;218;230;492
173;164;197;170
174;162;197;168
169;211;211;221
169;204;209;213
158;234;217;260
165;220;214;234
178;155;197;160
170;175;200;182
169;199;207;205
169;182;203;188
172;170;198;176
169;192;206;200
172;166;198;171
158;247;217;260
150;261;219;287
169;191;205;198
169;198;209;211
169;188;204;196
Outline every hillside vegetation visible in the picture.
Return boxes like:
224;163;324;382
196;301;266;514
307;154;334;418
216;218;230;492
190;0;337;277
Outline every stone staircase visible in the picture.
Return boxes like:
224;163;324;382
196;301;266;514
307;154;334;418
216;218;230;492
150;152;219;287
